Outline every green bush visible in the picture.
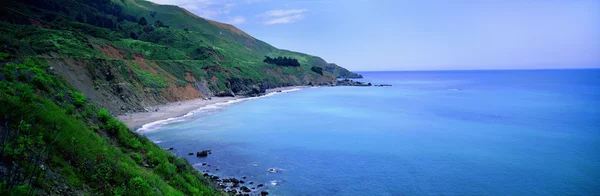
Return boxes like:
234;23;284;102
0;52;10;60
311;66;324;75
56;92;64;101
106;118;122;134
126;177;154;196
97;108;111;122
71;91;86;106
65;104;75;115
130;153;143;165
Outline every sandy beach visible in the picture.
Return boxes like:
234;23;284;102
117;86;310;130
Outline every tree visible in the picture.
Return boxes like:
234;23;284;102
155;20;168;28
155;20;163;27
138;17;147;26
263;56;300;67
311;66;323;75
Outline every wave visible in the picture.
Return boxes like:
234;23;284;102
136;88;302;133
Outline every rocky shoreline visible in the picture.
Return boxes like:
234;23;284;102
172;148;272;196
137;83;394;195
336;78;392;87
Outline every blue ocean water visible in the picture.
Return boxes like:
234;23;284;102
143;70;600;195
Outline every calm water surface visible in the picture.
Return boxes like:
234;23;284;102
143;70;600;195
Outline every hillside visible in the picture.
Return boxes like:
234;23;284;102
0;0;360;195
0;0;361;115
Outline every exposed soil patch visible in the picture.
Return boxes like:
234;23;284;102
286;75;301;84
96;44;124;59
131;55;159;75
185;72;197;82
161;85;203;101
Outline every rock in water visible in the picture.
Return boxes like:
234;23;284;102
240;186;251;192
196;150;211;157
261;190;269;196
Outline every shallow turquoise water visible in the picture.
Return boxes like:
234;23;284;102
143;70;600;195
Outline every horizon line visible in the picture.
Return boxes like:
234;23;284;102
352;67;600;72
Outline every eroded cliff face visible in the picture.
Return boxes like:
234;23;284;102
47;45;335;115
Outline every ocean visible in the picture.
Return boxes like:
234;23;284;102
140;70;600;195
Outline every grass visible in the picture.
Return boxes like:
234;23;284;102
130;61;169;88
0;58;220;195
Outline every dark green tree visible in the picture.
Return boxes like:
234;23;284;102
155;20;163;27
138;17;147;26
311;66;323;75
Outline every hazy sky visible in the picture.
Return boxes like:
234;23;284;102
148;0;600;71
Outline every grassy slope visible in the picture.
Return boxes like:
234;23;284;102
1;0;358;96
0;58;220;195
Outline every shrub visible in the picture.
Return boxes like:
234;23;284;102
71;91;86;106
311;66;323;75
126;177;153;196
97;108;111;122
0;52;10;60
56;92;64;101
130;153;143;165
155;163;175;179
138;17;147;26
65;104;75;115
106;118;121;134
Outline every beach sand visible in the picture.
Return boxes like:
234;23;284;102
117;86;310;130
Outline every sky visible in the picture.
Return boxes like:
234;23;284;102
148;0;600;71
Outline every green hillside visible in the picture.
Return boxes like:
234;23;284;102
0;0;361;113
0;0;360;195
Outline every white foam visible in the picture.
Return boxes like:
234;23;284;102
136;88;302;133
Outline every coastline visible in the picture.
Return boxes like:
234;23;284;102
117;86;311;131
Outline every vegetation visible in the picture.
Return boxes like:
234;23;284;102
263;56;301;67
0;0;360;194
311;66;324;75
0;58;220;195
